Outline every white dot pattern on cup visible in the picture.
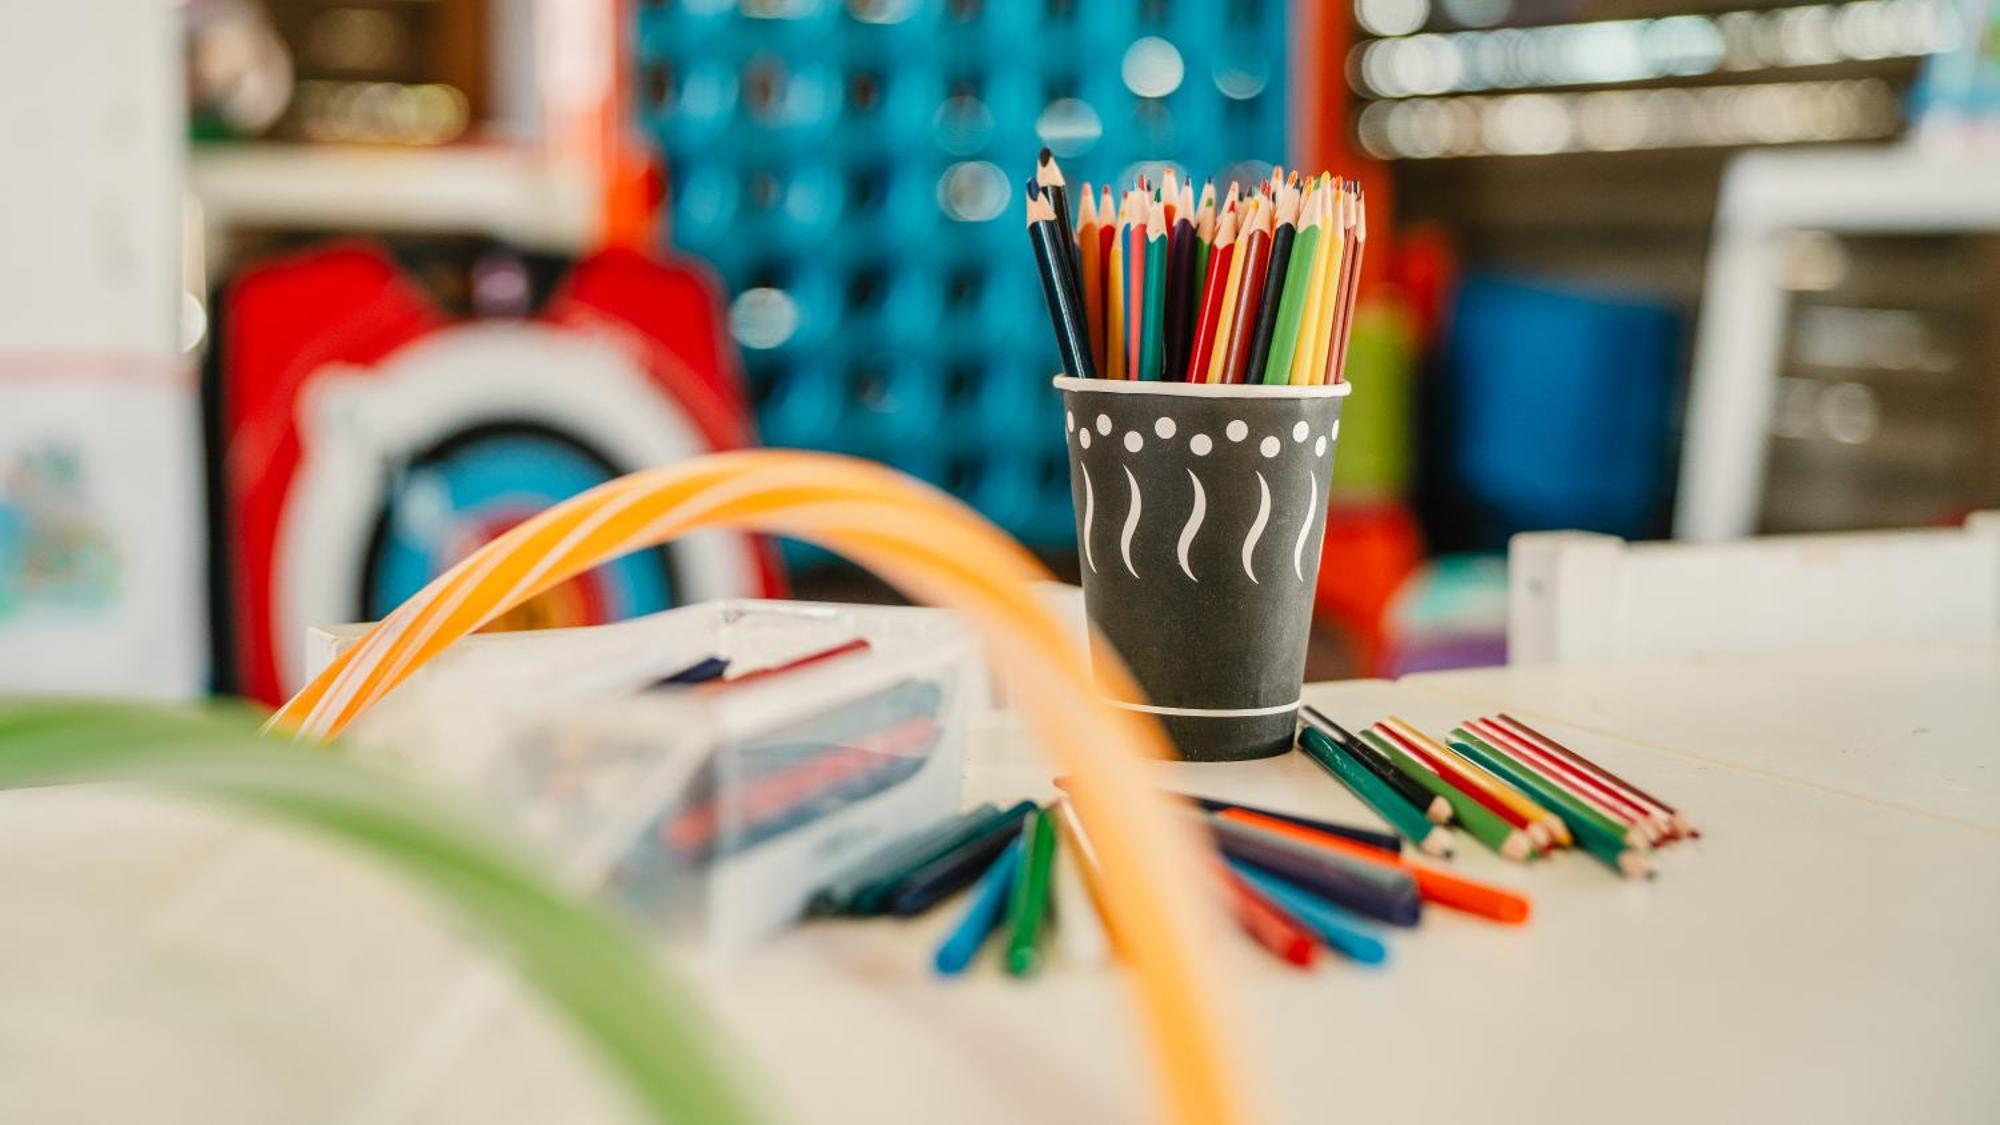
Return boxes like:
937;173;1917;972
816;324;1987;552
1314;436;1327;457
1154;417;1176;439
1292;420;1309;442
1226;419;1248;442
1330;419;1341;441
1260;436;1280;458
1079;429;1092;449
1066;411;1075;432
1190;434;1212;456
1096;414;1112;435
1124;431;1143;453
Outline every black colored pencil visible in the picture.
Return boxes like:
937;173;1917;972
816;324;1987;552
1187;795;1400;854
1026;188;1096;380
1162;217;1197;381
1302;706;1455;825
1036;149;1082;301
1240;188;1299;387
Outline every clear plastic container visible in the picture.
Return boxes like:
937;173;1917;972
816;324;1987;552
312;600;981;951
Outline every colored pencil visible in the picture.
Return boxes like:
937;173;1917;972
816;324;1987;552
1296;724;1454;857
1005;806;1058;975
1141;196;1168;380
1185;206;1237;385
722;637;871;685
1378;718;1565;849
1217;807;1531;924
1229;862;1387;965
1162;213;1197;381
1206;813;1422;926
1466;716;1665;844
1493;713;1697;838
1052;797;1122;954
1051;806;1112;966
1077;186;1105;377
933;836;1025;975
1191;182;1216;308
1125;189;1147;380
811;803;998;914
1302;705;1455;824
1329;183;1367;385
1220;198;1274;383
1240;182;1300;387
1035;149;1080;295
1216;860;1317;968
1361;728;1534;861
1451;727;1646;849
1447;732;1652;879
650;655;729;687
1105;196;1127;380
1289;182;1337;386
1260;182;1322;384
1026;189;1095;381
888;800;1037;915
1184;794;1400;854
851;801;1023;915
1203;196;1256;383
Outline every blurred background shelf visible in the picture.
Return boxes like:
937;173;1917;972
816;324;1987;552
189;142;598;257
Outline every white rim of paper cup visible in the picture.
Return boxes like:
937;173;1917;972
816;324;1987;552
1052;376;1351;399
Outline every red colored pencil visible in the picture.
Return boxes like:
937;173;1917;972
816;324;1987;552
721;637;872;686
1220;203;1274;384
1215;860;1316;967
1184;208;1238;383
1372;720;1542;837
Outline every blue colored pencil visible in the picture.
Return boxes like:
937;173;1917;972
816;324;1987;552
933;836;1026;975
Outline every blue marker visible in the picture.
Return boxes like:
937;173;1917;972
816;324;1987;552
933;837;1027;975
1229;861;1389;966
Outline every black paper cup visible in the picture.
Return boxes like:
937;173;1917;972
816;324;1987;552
1056;376;1350;762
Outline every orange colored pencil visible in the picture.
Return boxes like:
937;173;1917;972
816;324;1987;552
1078;186;1105;377
1216;808;1531;925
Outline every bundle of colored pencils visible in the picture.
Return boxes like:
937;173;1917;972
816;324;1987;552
1297;707;1698;879
809;784;1532;977
1026;150;1366;386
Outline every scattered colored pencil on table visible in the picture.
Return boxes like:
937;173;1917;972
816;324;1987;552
809;784;1536;977
1027;151;1365;385
1298;707;1697;878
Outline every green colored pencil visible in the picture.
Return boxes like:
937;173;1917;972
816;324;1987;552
1449;732;1652;879
1141;223;1167;379
1360;729;1534;862
1005;807;1057;976
1260;214;1320;383
1297;726;1451;857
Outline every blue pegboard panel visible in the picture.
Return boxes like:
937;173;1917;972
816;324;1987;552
636;0;1292;554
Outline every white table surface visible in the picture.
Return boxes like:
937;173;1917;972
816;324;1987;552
2;641;1997;1124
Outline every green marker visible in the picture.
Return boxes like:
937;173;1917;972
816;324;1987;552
1296;726;1450;857
1005;807;1057;976
1361;729;1533;862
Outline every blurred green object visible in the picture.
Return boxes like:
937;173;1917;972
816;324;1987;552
0;698;762;1125
1329;301;1416;501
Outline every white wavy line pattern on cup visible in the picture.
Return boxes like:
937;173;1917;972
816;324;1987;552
1176;469;1206;582
1120;465;1143;578
1080;463;1098;574
1241;471;1270;584
1293;470;1317;582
